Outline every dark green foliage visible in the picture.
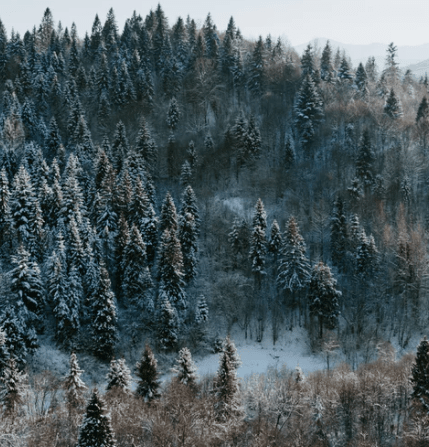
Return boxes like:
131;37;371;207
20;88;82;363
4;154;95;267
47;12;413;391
135;344;161;401
308;262;341;338
330;197;348;270
0;358;27;417
411;337;429;412
384;88;402;119
77;389;116;447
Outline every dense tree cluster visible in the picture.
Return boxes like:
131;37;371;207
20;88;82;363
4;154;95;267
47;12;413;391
0;5;429;443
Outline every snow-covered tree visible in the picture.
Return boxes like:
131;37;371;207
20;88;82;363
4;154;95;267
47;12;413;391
308;261;341;339
91;265;117;360
178;212;198;283
157;297;179;350
63;352;87;410
384;88;403;119
0;358;27;417
277;217;311;292
166;97;180;131
213;336;243;422
135;344;161;402
106;358;132;393
172;347;198;388
330;197;348;270
77;389;116;447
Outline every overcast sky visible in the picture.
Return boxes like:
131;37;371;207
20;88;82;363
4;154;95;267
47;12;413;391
2;0;429;47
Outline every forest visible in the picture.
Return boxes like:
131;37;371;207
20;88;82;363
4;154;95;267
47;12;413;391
1;4;429;446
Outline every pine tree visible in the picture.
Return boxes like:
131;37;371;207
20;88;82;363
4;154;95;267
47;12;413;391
411;336;429;412
91;265;117;360
308;261;341;339
63;352;87;410
181;185;200;234
248;36;265;96
354;62;368;99
106;358;132;393
337;56;353;83
268;220;282;260
172;347;198;388
0;168;13;252
213;336;243;422
134;118;157;173
160;192;179;234
0;358;27;418
135;344;161;401
77;389;116;447
178;212;198;283
195;295;209;325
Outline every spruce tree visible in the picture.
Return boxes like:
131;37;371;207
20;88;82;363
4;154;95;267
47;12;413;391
213;336;243;422
91;265;117;360
106;358;132;393
277;217;311;292
121;224;153;309
411;336;429;412
158;297;179;350
0;328;9;379
384;88;403;119
135;344;161;401
308;261;341;339
77;389;116;447
178;212;198;283
166;97;180;131
330;197;348;270
320;41;334;82
172;347;198;388
0;358;27;418
268;220;282;260
356;129;375;187
63;352;87;410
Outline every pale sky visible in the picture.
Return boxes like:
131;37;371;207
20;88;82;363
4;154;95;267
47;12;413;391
1;0;429;47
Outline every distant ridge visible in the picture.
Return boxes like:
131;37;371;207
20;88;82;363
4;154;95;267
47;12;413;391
294;38;429;70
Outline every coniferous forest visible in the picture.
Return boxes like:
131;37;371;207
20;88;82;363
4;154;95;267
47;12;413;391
2;5;429;446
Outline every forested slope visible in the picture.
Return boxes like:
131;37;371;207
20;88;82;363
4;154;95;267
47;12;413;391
1;5;429;445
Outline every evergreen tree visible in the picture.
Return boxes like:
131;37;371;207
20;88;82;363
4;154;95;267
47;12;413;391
106;358;132;393
63;352;87;410
172;347;198;388
294;74;324;153
91;265;117;360
330;197;348;270
337;56;353;83
320;41;334;82
308;261;341;339
268;219;282;260
195;295;209;325
0;358;27;418
248;36;265;96
157;297;179;349
277;217;311;292
181;185;200;234
178;212;198;282
411;336;429;412
121;224;153;309
158;229;186;312
134;118;157;173
111;121;129;173
0;168;13;252
356;129;375;186
10;245;44;326
354;62;368;99
135;344;161;401
0;328;9;379
160;192;179;234
166;97;180;131
384;88;403;119
213;336;243;422
77;389;116;447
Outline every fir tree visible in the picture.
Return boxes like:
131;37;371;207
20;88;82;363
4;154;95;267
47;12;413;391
195;295;209;324
294;74;324;153
157;297;179;350
160;192;179;234
277;217;311;292
135;344;161;401
0;328;9;379
121;224;153;309
77;389;116;447
213;336;243;422
63;352;87;410
106;358;132;393
166;97;180;131
91;265;117;360
308;261;341;339
411;336;429;412
354;62;368;99
0;358;27;418
248;36;265;96
384;88;403;119
320;41;334;82
268;219;282;260
330;197;348;270
178;212;198;283
172;347;198;388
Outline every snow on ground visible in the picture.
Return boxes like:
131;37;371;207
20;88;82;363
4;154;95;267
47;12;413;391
193;325;326;379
